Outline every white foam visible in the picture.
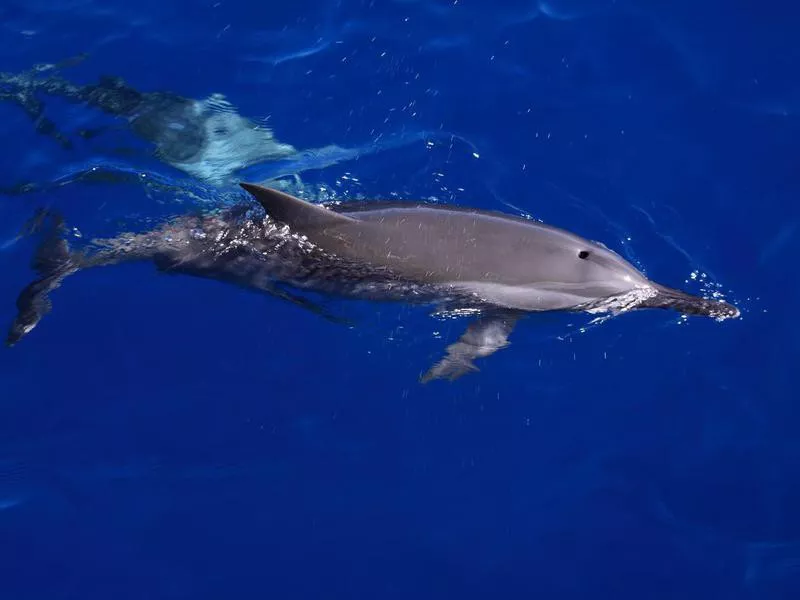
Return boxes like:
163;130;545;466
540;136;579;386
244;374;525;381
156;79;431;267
582;286;660;315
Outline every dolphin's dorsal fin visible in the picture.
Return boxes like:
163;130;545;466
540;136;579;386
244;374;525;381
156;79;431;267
240;183;356;230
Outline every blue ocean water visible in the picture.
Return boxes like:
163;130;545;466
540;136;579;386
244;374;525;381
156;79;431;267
1;0;798;598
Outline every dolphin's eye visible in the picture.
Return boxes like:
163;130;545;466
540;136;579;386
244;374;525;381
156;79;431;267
578;250;590;259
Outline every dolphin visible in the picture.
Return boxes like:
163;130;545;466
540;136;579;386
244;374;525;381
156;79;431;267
5;183;739;381
0;62;298;184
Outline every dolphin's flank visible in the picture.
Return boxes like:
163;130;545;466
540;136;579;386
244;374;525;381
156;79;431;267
6;183;739;382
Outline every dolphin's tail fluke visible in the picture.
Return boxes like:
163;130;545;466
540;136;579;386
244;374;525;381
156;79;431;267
639;284;740;320
6;213;80;347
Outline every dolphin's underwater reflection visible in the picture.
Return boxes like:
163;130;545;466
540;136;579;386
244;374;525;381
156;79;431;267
6;183;739;382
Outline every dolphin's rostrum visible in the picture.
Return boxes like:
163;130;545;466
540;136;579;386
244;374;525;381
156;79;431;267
6;183;739;381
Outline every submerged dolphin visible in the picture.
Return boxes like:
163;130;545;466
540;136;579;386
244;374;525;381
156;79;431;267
0;60;298;184
6;183;739;381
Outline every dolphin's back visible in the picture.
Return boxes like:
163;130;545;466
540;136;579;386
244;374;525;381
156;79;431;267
334;204;594;284
240;183;615;286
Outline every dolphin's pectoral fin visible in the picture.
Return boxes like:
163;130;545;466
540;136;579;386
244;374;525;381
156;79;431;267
420;312;521;383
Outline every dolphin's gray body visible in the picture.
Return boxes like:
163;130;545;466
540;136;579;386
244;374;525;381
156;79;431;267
6;183;739;381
